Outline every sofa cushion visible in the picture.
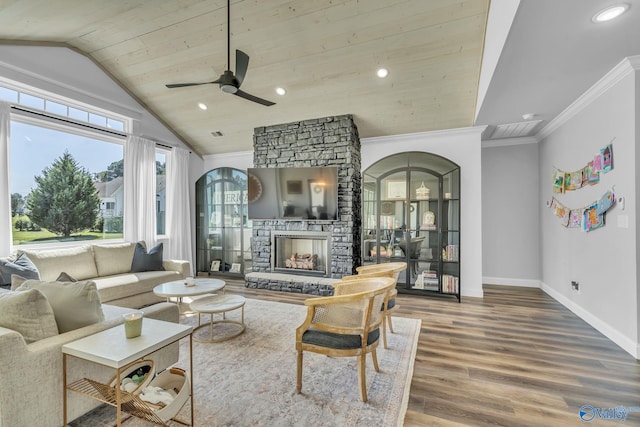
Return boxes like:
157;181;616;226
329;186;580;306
131;242;164;273
16;279;104;333
0;288;59;343
20;246;98;282
0;253;40;285
92;242;136;277
94;270;181;303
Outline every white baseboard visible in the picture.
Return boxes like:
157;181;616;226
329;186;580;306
482;276;541;288
541;282;639;360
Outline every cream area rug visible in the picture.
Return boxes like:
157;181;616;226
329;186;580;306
70;298;421;427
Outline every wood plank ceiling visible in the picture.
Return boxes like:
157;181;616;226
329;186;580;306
0;0;489;156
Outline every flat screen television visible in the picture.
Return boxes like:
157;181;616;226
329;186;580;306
248;166;338;220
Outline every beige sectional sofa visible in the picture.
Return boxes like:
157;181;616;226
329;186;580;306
20;242;190;308
0;300;180;426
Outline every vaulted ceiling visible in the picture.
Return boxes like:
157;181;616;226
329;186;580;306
0;0;489;156
2;1;638;157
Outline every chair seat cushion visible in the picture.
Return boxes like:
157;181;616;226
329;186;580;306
302;328;380;349
386;298;396;310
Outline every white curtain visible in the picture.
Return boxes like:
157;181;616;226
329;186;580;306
124;135;157;247
166;147;193;273
0;102;11;256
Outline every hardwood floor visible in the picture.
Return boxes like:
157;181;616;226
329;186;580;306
221;279;640;426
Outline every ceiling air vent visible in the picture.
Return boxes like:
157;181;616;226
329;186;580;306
489;120;542;139
211;131;224;137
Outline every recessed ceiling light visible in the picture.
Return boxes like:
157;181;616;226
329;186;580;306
275;87;286;96
198;102;208;110
377;68;389;78
522;113;537;120
592;4;629;23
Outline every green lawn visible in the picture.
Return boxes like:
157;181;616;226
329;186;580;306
11;215;123;245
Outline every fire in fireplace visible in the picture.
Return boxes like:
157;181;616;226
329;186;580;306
271;231;331;277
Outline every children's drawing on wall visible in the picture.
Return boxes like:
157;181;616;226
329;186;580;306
586;161;600;185
601;144;613;173
596;190;615;215
549;139;616;231
582;202;604;232
552;141;614;192
550;198;570;226
549;190;616;231
568;209;582;228
553;170;565;194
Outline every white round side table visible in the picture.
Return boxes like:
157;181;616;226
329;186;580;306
189;294;246;343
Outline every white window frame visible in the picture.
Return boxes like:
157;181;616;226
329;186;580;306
3;81;134;251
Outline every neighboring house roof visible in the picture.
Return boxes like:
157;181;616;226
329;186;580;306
95;176;124;198
96;175;165;198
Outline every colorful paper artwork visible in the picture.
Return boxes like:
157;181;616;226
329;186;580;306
596;190;615;215
553;169;565;194
549;190;615;232
583;202;604;232
586;161;600;185
550;141;616;232
601;144;613;173
593;153;602;172
568;209;582;228
552;143;613;192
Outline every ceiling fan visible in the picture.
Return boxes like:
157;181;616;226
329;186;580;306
165;0;275;106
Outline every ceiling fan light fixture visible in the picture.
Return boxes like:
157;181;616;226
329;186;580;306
592;4;629;23
220;84;238;94
276;87;286;96
377;68;389;78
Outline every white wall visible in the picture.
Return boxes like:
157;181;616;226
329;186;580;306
362;127;485;298
202;151;252;174
539;59;638;357
481;140;540;286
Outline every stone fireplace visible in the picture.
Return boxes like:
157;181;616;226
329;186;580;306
245;114;361;295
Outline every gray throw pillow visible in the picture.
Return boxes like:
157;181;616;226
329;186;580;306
130;242;164;272
56;271;77;282
0;253;40;285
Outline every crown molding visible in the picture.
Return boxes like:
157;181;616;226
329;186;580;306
481;136;538;148
362;126;487;145
537;55;640;140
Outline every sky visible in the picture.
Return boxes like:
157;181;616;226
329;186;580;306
10;121;123;196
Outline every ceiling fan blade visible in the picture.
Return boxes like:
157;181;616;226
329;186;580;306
234;89;275;106
165;80;219;89
235;49;250;87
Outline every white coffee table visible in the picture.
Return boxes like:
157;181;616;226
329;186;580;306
153;278;226;304
189;294;246;343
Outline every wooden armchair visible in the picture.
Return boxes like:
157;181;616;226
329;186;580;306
350;262;407;348
295;277;396;402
